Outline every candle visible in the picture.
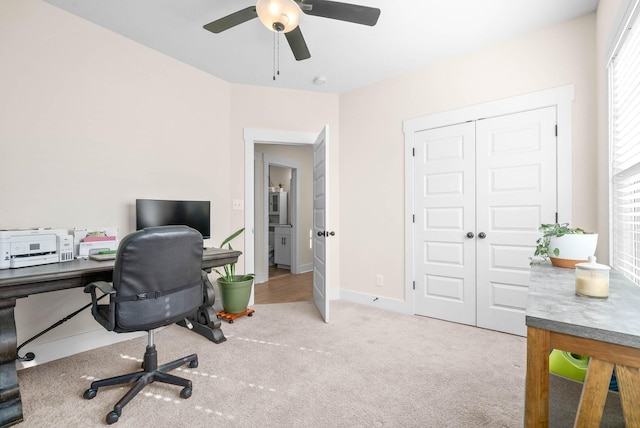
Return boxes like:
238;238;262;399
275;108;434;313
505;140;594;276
575;256;610;298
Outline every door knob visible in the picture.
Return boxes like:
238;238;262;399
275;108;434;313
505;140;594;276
317;231;325;237
478;232;486;239
329;231;335;236
466;232;474;239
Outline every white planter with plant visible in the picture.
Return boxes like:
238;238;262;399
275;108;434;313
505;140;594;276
532;223;598;268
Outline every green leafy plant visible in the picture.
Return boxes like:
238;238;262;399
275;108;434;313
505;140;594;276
213;227;254;282
531;223;588;263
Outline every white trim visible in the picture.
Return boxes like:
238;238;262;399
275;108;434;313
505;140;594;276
605;0;640;66
299;262;313;273
403;85;575;315
403;85;575;132
339;289;408;315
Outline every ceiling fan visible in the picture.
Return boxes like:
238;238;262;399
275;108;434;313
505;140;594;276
203;0;381;61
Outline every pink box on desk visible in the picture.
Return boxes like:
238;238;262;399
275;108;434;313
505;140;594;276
82;236;116;242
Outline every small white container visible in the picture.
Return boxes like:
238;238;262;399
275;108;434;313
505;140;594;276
575;256;610;298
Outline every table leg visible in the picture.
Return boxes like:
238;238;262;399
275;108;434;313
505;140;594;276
525;326;550;427
0;299;23;427
574;358;613;427
616;364;640;427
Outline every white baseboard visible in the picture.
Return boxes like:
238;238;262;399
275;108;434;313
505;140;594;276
17;329;146;370
338;289;412;315
298;263;313;273
255;264;313;284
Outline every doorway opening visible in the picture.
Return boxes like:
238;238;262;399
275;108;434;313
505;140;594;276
255;147;314;304
244;126;330;321
243;129;317;305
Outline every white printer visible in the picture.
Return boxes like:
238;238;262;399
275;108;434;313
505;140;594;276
0;228;74;269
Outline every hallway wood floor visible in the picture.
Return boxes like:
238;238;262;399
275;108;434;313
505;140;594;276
254;268;313;304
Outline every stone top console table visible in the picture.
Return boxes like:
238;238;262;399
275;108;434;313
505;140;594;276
525;262;640;427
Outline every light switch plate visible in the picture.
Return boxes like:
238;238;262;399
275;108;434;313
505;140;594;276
232;199;244;210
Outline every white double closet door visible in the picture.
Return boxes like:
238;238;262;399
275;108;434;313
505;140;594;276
413;107;557;336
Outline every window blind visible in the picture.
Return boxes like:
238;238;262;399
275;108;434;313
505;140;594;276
611;8;640;285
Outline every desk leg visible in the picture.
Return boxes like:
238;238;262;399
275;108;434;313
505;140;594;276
616;364;640;427
0;299;23;427
525;326;550;427
177;272;226;344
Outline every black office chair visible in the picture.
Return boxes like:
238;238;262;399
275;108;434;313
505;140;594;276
82;225;204;425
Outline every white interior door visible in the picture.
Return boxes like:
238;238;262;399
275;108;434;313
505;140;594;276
414;122;476;325
475;107;557;336
313;126;329;322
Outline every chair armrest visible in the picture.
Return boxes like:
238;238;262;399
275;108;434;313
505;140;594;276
84;281;117;330
84;281;115;295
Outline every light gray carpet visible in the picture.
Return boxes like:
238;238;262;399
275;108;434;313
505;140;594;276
16;300;623;427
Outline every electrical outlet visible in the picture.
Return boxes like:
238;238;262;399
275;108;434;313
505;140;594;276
376;274;383;287
232;199;244;210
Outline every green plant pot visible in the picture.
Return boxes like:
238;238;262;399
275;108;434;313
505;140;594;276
217;276;253;314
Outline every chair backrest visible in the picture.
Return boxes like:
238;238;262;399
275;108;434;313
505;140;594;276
111;225;203;331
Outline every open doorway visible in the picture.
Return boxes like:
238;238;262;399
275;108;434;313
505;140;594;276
243;127;331;320
253;144;314;304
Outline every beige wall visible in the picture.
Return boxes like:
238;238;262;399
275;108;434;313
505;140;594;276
1;0;610;352
1;0;234;343
1;0;339;347
0;0;233;241
339;13;597;301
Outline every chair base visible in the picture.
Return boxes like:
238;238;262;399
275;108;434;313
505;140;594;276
83;343;198;425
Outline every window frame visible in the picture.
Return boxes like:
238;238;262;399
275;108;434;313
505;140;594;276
608;0;640;285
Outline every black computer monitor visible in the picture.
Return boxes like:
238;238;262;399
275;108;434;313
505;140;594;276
135;199;211;239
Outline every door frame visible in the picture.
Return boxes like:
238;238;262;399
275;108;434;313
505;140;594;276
244;128;318;295
403;84;575;313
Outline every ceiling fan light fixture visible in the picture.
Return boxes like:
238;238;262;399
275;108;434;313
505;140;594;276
256;0;301;33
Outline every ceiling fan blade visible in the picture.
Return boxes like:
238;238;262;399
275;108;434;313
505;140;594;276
203;6;258;33
299;0;380;26
285;26;311;61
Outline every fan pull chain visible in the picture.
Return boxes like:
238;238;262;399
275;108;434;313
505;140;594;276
272;31;281;81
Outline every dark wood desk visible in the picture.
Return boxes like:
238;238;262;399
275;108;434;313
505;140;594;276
525;263;640;427
0;248;240;428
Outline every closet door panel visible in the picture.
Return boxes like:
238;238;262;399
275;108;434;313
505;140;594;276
475;107;557;336
414;122;476;326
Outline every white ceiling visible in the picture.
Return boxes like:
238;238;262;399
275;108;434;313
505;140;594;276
44;0;598;93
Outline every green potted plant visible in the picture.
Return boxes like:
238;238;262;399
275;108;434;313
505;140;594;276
214;227;254;314
531;223;598;268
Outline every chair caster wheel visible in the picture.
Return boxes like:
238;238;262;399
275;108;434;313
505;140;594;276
106;410;119;424
180;387;192;399
189;360;198;369
83;388;97;400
